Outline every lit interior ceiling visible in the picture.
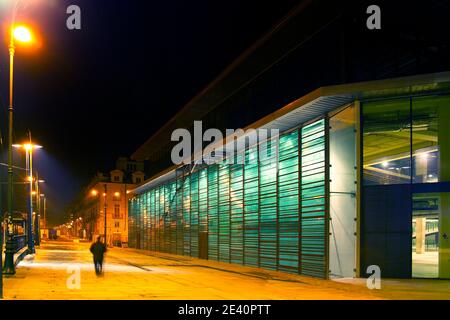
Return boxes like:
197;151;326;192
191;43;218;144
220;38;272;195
363;98;441;182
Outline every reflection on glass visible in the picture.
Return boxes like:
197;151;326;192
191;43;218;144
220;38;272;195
412;96;449;184
363;95;450;185
363;98;411;185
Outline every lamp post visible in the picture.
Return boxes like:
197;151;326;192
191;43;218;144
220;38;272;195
34;175;45;246
90;189;98;241
13;142;42;255
103;184;107;246
4;0;35;275
90;185;108;245
4;27;34;275
40;194;47;230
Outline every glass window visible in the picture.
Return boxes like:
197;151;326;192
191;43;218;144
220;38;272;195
114;204;120;219
278;130;299;273
363;98;411;185
412;96;450;184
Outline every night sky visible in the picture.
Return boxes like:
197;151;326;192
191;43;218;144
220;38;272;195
0;0;300;225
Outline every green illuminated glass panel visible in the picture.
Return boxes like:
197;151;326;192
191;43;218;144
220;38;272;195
176;178;184;254
149;189;156;251
208;166;219;261
230;153;244;264
138;196;144;249
167;181;177;254
190;172;199;257
157;186;163;252
278;130;299;273
244;146;259;267
301;119;326;278
134;196;139;249
162;184;169;252
218;163;230;262
199;169;208;233
128;198;136;248
143;192;149;250
259;139;278;270
183;176;191;256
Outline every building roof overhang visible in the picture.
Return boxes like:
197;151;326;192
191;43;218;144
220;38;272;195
130;71;450;196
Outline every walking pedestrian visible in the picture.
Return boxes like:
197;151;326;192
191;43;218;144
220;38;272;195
90;236;107;276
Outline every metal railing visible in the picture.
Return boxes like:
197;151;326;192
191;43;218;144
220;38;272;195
13;235;27;253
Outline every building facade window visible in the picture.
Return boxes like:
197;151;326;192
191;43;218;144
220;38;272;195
114;204;120;219
363;98;411;185
363;95;450;185
411;95;449;184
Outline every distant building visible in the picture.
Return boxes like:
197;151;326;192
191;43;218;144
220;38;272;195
68;158;144;246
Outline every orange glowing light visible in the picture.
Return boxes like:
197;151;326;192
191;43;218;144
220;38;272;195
13;143;43;151
13;26;32;43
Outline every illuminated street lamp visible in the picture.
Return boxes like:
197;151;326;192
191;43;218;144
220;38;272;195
12;142;43;255
13;26;32;43
89;189;99;241
104;184;107;245
3;0;38;277
40;194;47;230
89;185;108;245
34;175;45;246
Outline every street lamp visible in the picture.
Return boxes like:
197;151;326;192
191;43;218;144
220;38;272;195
34;175;45;246
40;194;47;230
90;189;99;241
13;26;32;43
90;185;108;245
4;0;37;276
104;184;107;246
4;21;36;275
12;142;43;255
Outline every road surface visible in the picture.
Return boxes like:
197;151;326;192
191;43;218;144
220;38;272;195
2;240;449;300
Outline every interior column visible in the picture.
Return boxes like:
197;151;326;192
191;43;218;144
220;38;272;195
415;218;426;254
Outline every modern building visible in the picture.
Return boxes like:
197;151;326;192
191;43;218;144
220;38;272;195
127;1;450;279
128;72;450;279
68;158;144;246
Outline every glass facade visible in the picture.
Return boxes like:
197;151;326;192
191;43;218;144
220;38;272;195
362;98;412;185
363;95;450;185
362;93;450;279
129;118;329;278
128;92;450;279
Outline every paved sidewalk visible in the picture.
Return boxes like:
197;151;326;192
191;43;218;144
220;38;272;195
2;240;449;300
